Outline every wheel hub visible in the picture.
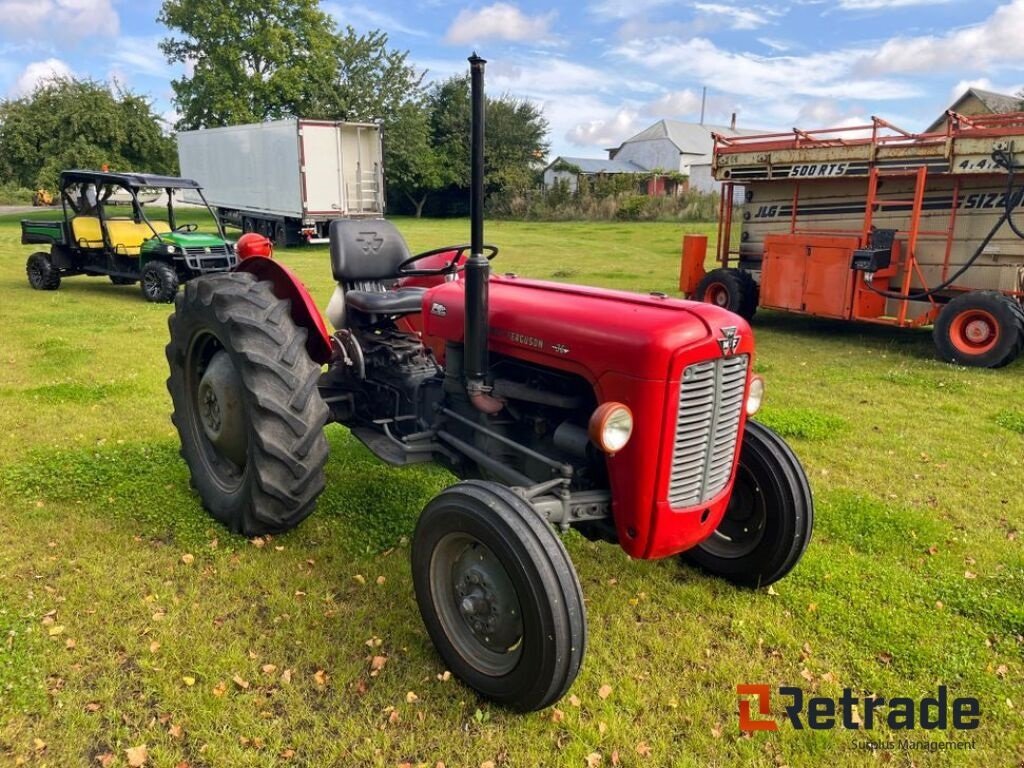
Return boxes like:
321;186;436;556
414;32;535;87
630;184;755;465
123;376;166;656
450;546;521;654
196;351;247;467
964;318;994;344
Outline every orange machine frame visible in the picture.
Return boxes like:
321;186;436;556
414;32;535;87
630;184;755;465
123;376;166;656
710;113;1024;328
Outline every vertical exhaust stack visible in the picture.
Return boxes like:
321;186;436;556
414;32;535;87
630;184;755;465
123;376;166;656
465;53;502;414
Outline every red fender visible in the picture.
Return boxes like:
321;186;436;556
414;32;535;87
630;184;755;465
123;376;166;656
235;256;333;364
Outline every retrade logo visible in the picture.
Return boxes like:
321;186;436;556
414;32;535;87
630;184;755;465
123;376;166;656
737;684;777;731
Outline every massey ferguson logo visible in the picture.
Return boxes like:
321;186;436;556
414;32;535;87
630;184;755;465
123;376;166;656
718;326;741;356
355;232;384;254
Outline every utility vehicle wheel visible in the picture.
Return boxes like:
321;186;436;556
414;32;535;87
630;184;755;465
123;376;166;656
411;480;586;711
933;291;1024;368
26;252;60;290
165;272;329;535
696;268;758;320
141;261;180;303
683;421;812;588
109;275;136;285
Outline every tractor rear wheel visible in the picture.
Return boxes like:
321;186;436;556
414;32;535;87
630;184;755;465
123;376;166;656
411;480;586;711
695;268;758;320
26;252;60;290
683;421;812;588
933;291;1024;368
166;272;329;536
141;261;180;303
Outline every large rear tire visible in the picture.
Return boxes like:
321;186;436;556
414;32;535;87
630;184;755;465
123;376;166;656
26;252;60;290
682;421;812;588
166;272;329;535
933;291;1024;368
411;481;586;711
695;268;758;320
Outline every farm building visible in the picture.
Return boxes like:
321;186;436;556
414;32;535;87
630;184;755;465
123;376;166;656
542;156;646;193
925;87;1020;133
544;118;764;195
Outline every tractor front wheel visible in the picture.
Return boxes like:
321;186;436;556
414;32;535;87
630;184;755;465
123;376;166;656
683;421;813;588
695;268;758;320
933;291;1024;368
412;481;586;711
166;272;329;535
141;261;180;303
26;252;60;290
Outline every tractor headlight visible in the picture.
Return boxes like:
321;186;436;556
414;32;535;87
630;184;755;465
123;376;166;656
746;375;765;416
589;403;634;455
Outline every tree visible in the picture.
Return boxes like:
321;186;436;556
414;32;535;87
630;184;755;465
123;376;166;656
418;75;548;214
385;100;445;218
159;0;343;129
0;78;177;190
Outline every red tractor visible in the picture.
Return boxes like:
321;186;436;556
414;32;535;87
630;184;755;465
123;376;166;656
165;56;813;711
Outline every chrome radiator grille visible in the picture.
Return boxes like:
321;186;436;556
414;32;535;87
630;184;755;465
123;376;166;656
667;355;749;508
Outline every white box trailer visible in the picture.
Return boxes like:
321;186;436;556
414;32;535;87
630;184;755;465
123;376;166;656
177;118;383;245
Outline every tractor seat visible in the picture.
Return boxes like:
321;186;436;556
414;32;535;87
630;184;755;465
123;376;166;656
329;218;424;317
344;287;425;315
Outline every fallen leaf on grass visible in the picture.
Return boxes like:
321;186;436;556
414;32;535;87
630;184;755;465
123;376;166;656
611;750;620;766
280;669;293;685
212;681;227;697
598;684;613;700
232;675;250;690
353;574;366;585
964;571;977;580
85;702;102;713
436;670;452;682
280;749;296;759
568;694;581;707
250;537;265;548
877;652;893;666
182;676;195;687
32;738;46;752
96;753;114;767
47;625;64;636
125;744;148;767
149;641;160;654
370;655;388;674
551;708;564;723
168;723;183;739
376;576;386;585
710;724;723;739
314;670;328;686
405;691;419;703
480;762;495;768
181;553;194;565
261;664;277;675
65;638;76;650
635;742;652;757
585;753;602;767
996;664;1009;679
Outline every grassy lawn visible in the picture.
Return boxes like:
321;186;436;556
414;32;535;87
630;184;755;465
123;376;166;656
0;211;1021;768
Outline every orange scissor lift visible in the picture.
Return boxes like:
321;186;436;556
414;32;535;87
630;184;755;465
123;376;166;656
680;112;1024;367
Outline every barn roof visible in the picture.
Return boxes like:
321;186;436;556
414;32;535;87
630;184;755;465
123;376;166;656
545;155;646;174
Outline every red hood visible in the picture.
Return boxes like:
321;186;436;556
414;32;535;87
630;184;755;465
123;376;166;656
422;275;748;382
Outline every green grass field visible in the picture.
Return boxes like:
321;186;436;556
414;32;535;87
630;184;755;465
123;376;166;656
0;211;1021;767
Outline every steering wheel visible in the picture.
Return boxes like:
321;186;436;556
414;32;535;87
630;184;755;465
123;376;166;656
397;244;498;276
174;223;198;233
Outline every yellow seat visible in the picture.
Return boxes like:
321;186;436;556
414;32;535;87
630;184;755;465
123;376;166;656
71;216;104;249
71;216;171;255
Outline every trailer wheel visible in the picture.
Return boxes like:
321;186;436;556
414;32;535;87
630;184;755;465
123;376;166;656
696;268;758;320
682;421;813;588
26;252;60;290
411;480;586;711
934;291;1024;368
166;272;329;535
141;261;180;303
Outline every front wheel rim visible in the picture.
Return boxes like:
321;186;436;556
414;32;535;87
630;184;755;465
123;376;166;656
700;464;767;559
429;532;523;676
144;270;163;298
706;282;730;307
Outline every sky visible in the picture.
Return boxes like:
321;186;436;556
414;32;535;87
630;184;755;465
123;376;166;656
1;0;1023;160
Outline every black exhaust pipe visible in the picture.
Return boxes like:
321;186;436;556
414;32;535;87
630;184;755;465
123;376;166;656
464;53;501;414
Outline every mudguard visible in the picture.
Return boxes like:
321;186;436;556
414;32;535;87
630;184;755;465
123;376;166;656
235;256;333;364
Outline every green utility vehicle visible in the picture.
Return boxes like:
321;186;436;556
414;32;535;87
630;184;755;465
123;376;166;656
21;170;236;302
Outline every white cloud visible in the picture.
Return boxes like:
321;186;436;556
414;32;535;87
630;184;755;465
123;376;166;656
589;0;673;20
108;36;173;80
614;36;921;101
693;3;781;30
566;107;641;148
859;0;1024;75
644;89;704;117
0;0;119;43
446;3;556;45
324;2;428;37
837;0;952;8
10;57;72;96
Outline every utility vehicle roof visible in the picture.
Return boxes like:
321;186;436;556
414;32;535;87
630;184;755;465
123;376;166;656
59;170;202;190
